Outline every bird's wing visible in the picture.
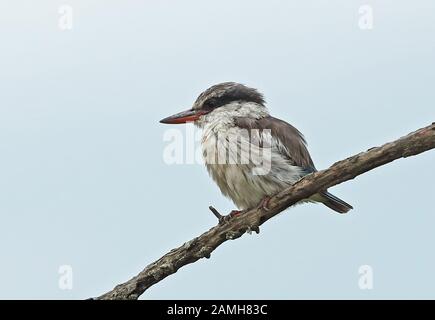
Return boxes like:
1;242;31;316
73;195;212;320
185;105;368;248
234;116;316;172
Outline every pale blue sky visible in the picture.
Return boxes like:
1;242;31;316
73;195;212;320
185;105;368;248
0;0;434;299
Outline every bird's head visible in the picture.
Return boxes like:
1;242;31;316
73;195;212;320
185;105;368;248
159;82;268;127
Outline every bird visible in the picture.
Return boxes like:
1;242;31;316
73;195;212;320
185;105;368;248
160;82;352;218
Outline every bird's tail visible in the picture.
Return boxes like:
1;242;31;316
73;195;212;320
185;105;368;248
318;191;353;214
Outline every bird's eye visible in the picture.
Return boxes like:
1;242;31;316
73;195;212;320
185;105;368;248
204;98;217;109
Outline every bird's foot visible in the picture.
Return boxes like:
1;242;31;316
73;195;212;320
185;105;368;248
209;206;243;224
259;196;271;211
219;210;242;224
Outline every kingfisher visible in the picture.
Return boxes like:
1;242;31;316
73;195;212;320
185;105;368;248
160;82;352;218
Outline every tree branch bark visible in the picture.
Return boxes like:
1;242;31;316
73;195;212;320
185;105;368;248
96;123;435;300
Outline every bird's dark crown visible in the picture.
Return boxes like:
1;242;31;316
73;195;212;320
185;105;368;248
193;82;265;111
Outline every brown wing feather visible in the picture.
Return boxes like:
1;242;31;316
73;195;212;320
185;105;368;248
235;116;353;213
234;116;316;172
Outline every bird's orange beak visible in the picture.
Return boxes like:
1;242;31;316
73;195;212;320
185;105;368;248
159;108;208;124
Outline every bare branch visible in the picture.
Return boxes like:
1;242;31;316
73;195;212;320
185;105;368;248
96;123;435;300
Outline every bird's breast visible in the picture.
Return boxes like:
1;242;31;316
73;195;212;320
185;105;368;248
201;124;305;209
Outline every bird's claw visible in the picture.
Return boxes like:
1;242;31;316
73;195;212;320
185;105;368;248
218;210;242;224
246;225;260;234
209;206;243;224
218;215;230;224
259;196;271;211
